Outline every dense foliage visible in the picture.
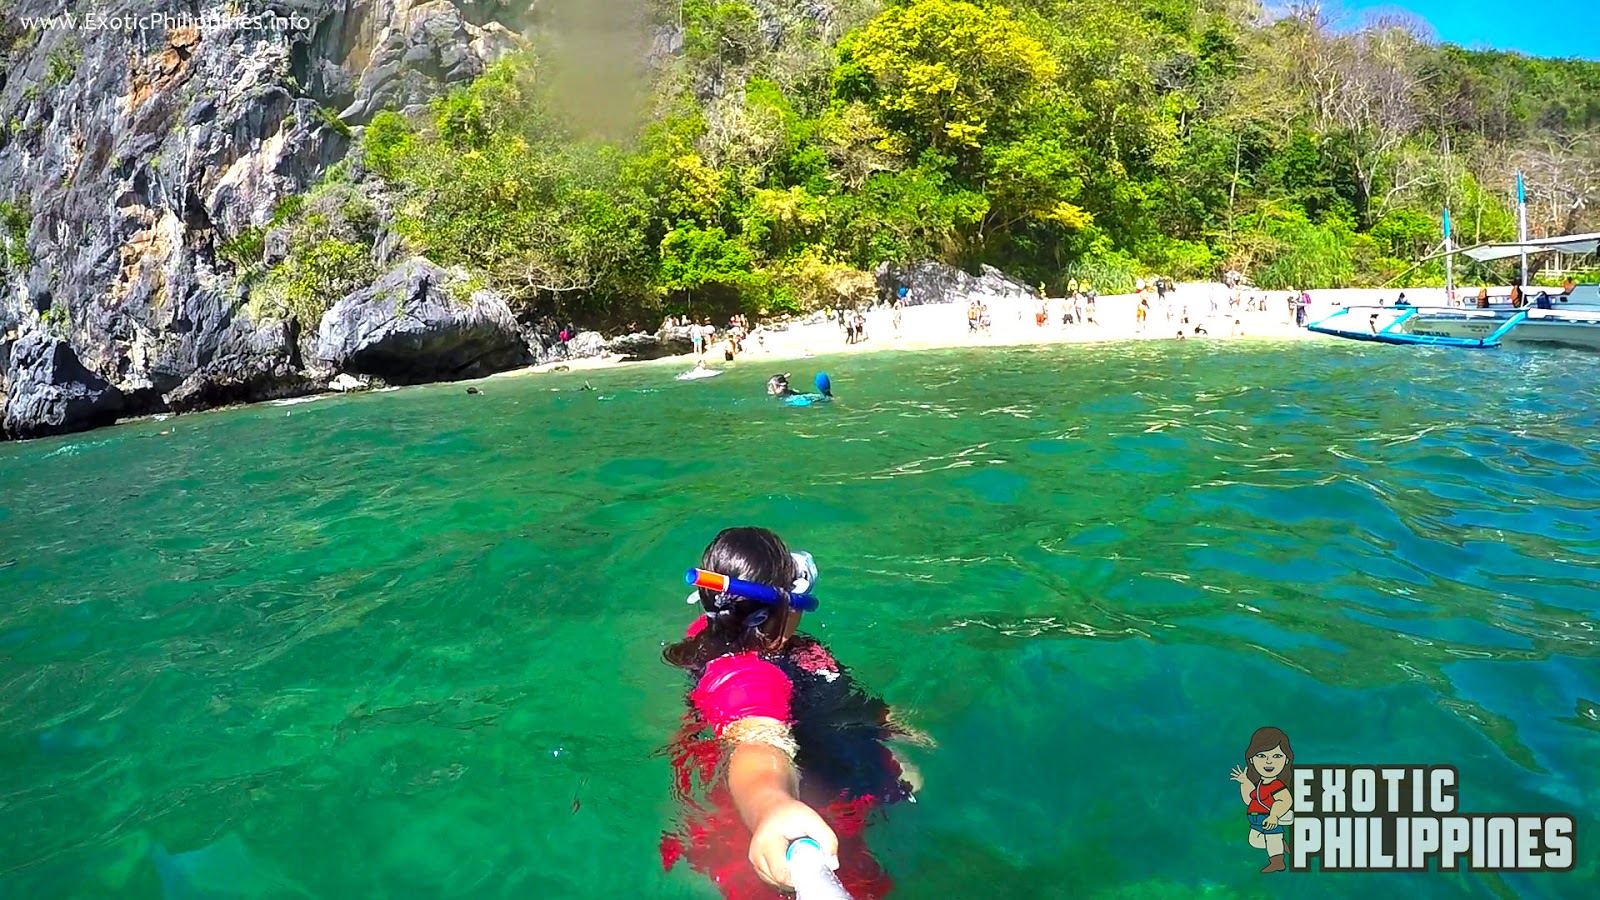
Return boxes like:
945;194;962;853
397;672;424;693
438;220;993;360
254;0;1600;327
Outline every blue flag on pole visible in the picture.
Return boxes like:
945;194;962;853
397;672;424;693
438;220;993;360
1443;208;1451;239
1517;171;1526;205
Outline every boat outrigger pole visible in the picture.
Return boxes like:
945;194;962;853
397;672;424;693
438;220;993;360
1518;170;1528;286
1444;208;1454;303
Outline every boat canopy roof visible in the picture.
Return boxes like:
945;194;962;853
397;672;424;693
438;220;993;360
1460;233;1600;262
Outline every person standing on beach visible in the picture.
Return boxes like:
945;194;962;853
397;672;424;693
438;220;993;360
979;301;992;334
1085;286;1098;326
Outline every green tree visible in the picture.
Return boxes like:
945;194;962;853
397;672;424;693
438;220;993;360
835;0;1057;156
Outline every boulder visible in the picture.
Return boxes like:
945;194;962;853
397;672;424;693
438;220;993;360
518;321;566;365
328;373;369;392
314;258;531;383
2;331;126;439
158;311;315;413
603;330;694;360
564;331;608;359
874;260;1034;307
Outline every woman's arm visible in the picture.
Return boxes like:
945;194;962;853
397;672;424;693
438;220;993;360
1265;789;1293;826
693;657;837;886
727;729;838;888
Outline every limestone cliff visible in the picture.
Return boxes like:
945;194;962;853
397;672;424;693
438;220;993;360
0;1;532;438
0;0;840;439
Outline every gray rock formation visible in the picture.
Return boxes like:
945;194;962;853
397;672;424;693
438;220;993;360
563;331;607;359
336;1;522;124
2;331;125;439
314;258;529;382
875;260;1035;307
604;329;693;360
0;1;534;439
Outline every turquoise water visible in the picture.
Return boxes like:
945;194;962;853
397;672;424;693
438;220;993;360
1;340;1597;899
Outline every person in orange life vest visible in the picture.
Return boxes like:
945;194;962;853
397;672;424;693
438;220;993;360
1230;726;1294;873
659;527;928;899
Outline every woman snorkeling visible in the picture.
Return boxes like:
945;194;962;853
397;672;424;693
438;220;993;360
1230;726;1294;873
767;373;834;406
659;527;927;899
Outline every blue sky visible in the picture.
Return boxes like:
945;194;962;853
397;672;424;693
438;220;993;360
1336;1;1599;60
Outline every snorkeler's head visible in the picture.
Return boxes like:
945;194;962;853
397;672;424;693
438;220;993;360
767;374;791;396
698;528;799;605
666;528;802;666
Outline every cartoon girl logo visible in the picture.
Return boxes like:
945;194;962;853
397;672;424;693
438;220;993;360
1230;726;1294;873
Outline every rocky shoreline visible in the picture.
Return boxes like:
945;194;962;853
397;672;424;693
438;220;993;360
0;2;693;441
1;248;1042;440
0;252;707;440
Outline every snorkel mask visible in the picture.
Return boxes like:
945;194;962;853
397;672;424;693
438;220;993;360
687;551;819;612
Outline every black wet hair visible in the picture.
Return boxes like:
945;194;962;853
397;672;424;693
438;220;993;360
663;527;800;669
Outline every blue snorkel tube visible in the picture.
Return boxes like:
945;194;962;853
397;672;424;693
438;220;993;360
814;372;832;397
686;569;819;612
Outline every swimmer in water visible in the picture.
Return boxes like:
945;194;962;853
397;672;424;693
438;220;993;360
768;373;834;405
659;528;927;898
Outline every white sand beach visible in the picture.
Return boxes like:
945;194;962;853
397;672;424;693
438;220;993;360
496;281;1341;383
490;280;1528;386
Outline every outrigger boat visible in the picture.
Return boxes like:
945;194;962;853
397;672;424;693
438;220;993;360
1309;231;1600;350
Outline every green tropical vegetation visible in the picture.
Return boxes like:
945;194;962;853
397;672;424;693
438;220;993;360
252;0;1600;328
0;198;28;275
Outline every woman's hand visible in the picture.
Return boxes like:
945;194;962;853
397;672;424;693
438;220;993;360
748;798;839;888
1230;766;1252;786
